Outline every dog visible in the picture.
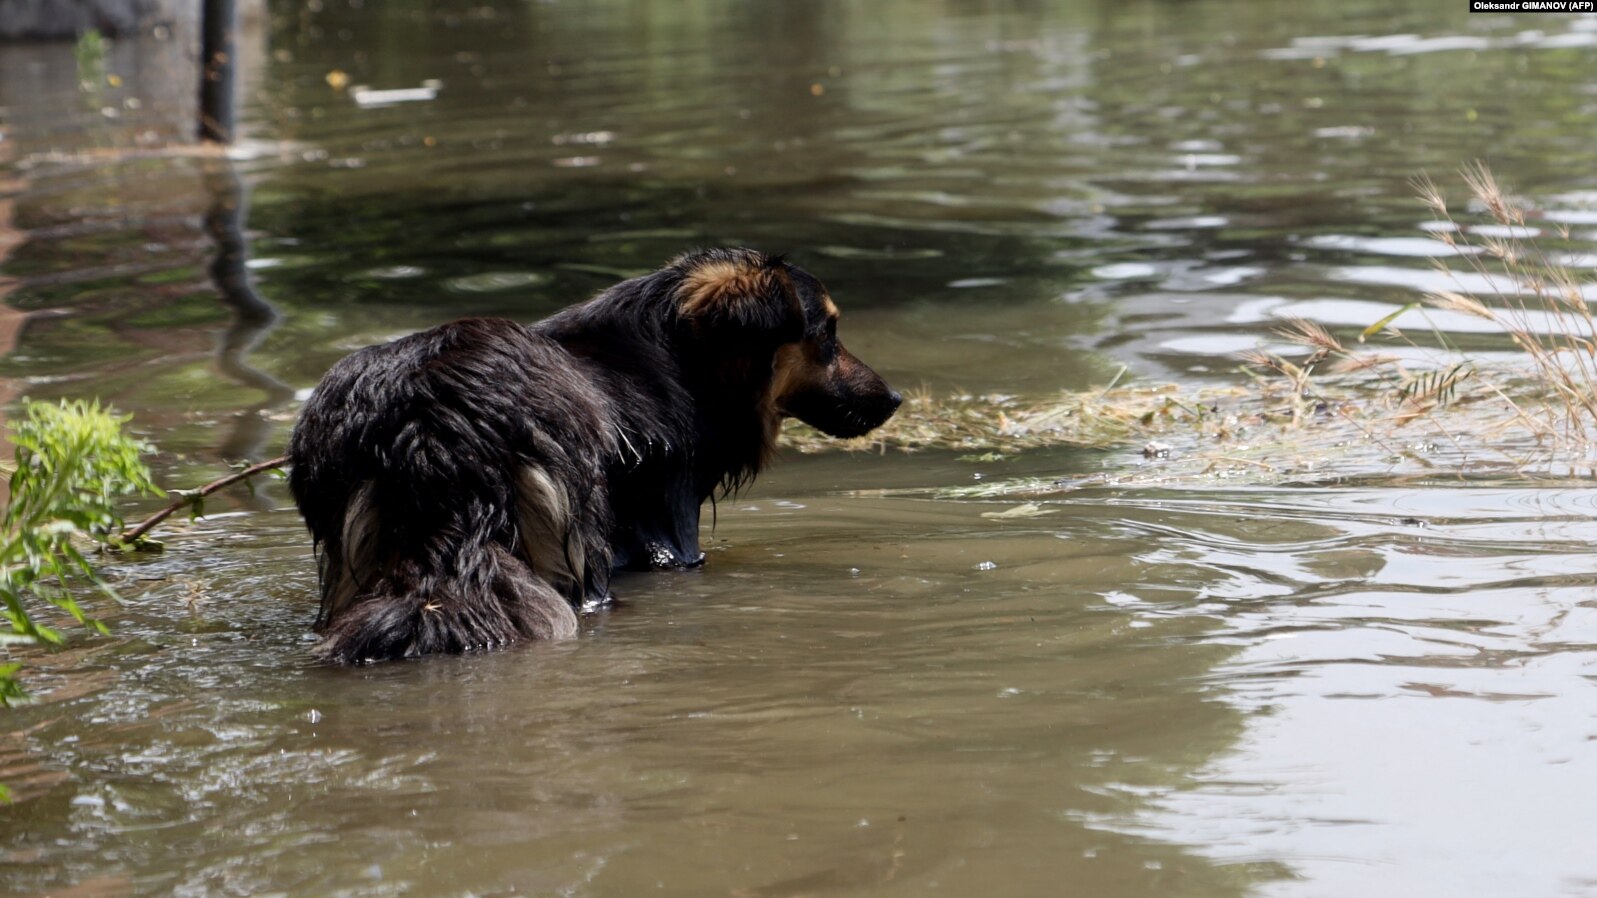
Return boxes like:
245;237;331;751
288;248;900;663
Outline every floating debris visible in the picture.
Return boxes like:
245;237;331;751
351;81;442;107
785;370;1569;494
782;383;1255;456
980;503;1057;520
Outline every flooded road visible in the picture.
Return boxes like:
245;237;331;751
3;1;1597;895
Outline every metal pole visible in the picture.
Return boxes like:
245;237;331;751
199;0;237;143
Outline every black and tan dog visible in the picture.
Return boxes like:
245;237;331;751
288;248;900;663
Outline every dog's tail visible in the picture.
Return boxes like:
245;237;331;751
312;523;578;665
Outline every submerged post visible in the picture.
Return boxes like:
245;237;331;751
199;0;237;143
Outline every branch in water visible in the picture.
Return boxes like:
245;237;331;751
119;454;290;547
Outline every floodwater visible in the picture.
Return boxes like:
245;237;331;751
3;1;1597;895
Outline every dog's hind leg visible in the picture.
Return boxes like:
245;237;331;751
317;481;381;626
515;465;584;600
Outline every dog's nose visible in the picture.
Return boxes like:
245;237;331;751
887;390;903;411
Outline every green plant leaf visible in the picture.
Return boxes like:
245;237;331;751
1;398;158;724
1359;303;1420;343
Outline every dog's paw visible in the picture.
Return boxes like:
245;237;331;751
644;541;706;570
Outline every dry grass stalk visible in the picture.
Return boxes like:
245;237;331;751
1428;164;1597;438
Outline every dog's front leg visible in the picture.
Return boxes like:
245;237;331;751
609;466;706;571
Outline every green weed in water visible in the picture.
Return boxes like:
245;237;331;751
75;28;107;98
0;399;160;725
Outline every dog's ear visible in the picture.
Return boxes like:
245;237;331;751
675;252;804;345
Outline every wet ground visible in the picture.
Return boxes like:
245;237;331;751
2;1;1596;895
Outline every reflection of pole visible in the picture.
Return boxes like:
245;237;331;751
201;158;294;468
199;0;238;143
198;0;285;472
198;1;284;494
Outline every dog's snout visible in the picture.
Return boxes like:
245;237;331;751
887;390;903;411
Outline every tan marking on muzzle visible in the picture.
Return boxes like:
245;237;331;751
767;342;833;412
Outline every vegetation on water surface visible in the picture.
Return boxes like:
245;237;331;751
787;165;1597;487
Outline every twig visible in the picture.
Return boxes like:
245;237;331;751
119;454;289;545
1202;455;1276;473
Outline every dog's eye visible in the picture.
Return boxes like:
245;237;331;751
824;318;837;341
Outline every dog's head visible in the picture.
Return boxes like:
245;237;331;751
673;248;900;439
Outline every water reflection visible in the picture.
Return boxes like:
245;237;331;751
1;497;1267;896
1079;486;1597;898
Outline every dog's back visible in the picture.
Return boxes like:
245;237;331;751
289;318;616;663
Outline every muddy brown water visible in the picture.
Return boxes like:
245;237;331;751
3;1;1597;896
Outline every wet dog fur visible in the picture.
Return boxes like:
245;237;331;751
288;248;900;663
